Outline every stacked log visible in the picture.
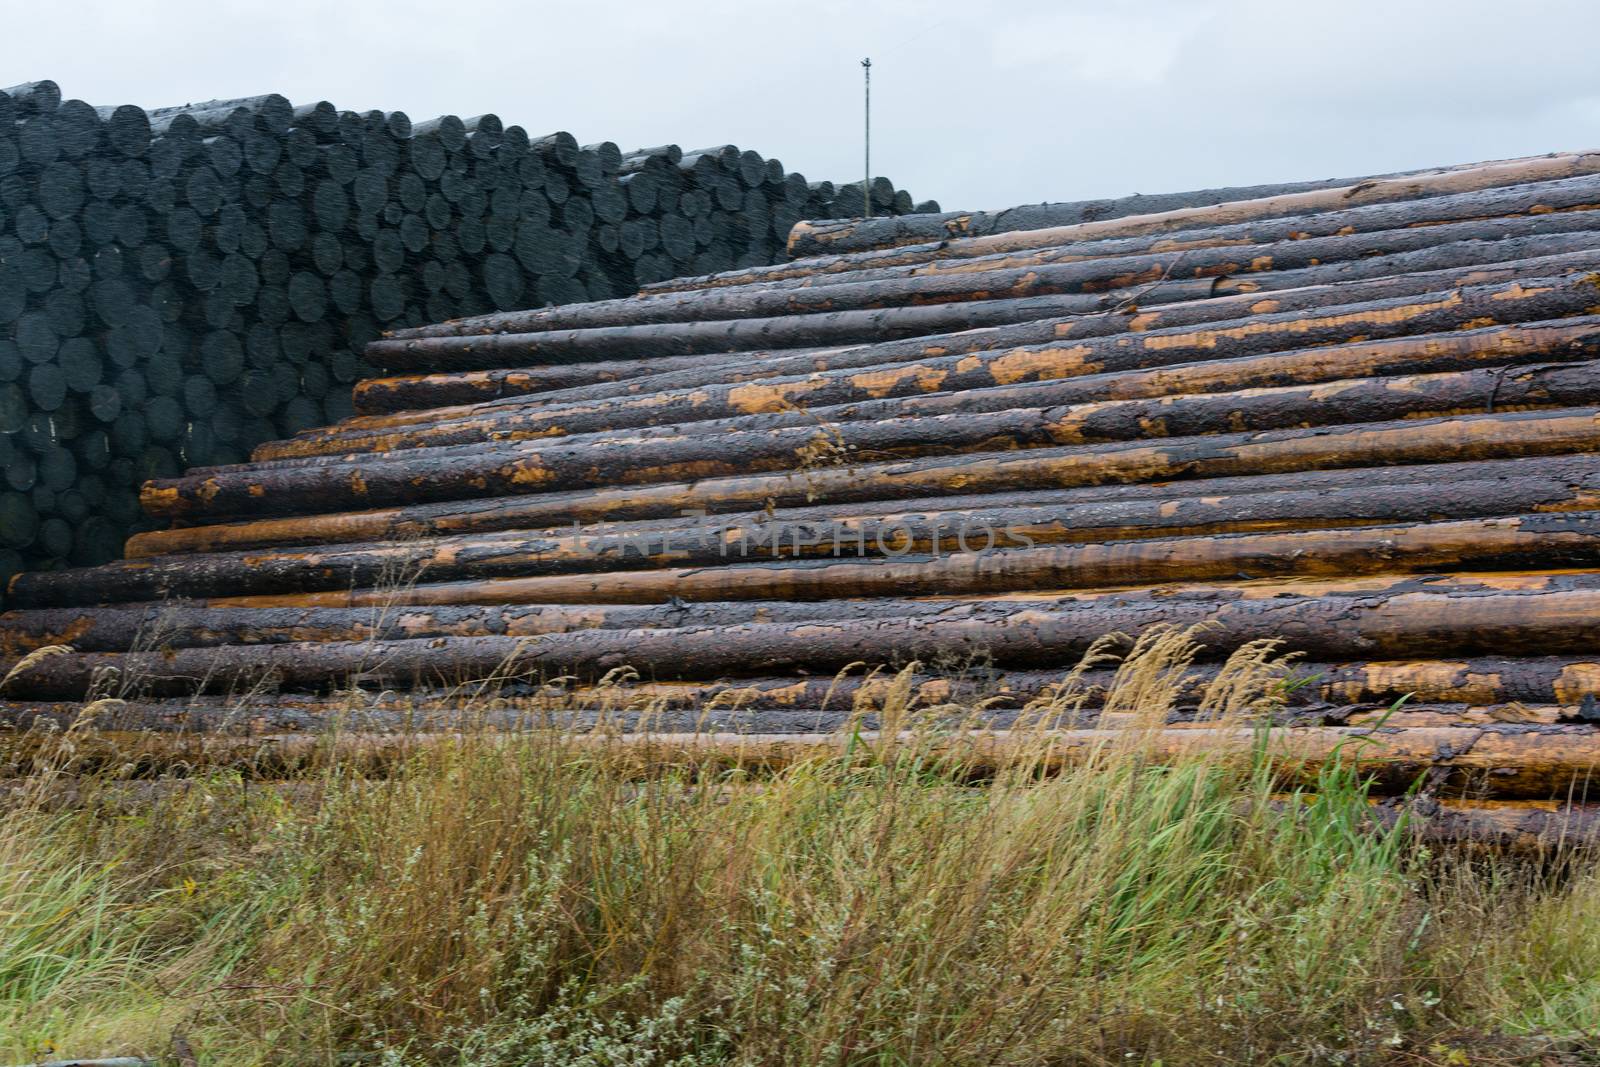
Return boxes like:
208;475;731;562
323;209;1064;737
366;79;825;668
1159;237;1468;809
9;148;1600;834
0;81;929;585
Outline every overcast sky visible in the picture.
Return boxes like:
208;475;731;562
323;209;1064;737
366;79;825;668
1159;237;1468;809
4;0;1598;213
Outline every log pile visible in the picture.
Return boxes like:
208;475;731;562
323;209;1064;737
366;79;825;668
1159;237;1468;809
7;147;1600;840
0;81;928;582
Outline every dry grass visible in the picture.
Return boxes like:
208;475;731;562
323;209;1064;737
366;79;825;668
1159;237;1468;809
0;629;1597;1066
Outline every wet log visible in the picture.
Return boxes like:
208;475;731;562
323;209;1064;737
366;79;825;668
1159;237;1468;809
346;266;1600;419
366;210;1600;345
653;171;1600;292
121;412;1600;557
143;405;1600;522
109;451;1600;604
7;655;1599;733
0;597;958;655
775;152;1598;259
266;302;1600;461
119;448;1600;563
151;513;1600;609
14;579;1600;701
24;447;1600;603
240;326;1600;469
1;719;1598;798
659;172;1600;296
353;244;1600;372
351;346;832;414
778;150;1600;262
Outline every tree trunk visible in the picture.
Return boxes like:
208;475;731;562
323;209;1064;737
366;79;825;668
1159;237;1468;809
360;211;1600;353
13;582;1600;698
236;337;1600;477
269;303;1600;461
779;151;1600;262
651;171;1600;291
775;154;1600;259
2;722;1598;799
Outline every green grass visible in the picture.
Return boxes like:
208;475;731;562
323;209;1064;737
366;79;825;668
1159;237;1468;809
1;634;1598;1066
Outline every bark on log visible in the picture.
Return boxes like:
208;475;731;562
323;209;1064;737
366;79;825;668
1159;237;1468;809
235;342;1600;483
159;513;1600;609
652;171;1600;292
777;151;1600;263
3;721;1598;799
269;302;1600;461
350;254;1600;415
144;406;1600;522
7;655;1600;732
362;211;1600;348
0;699;1580;734
121;412;1600;558
358;236;1600;370
664;174;1600;298
98;452;1600;603
0;597;961;655
352;345;837;414
15;582;1600;699
776;153;1600;259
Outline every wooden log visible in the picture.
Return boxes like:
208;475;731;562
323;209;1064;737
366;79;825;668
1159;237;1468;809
368;210;1600;343
364;232;1600;377
47;449;1600;598
158;513;1600;610
299;267;1600;449
0;597;962;655
145;395;1600;521
353;345;836;414
778;153;1586;258
0;697;1579;734
233;354;1600;484
659;172;1600;295
782;150;1600;260
655;172;1600;293
124;415;1600;559
350;264;1600;417
0;705;1597;800
7;653;1600;735
28;440;1600;602
250;317;1600;462
17;578;1600;703
358;244;1600;371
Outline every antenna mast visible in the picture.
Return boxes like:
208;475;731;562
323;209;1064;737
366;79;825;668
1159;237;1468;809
861;57;872;218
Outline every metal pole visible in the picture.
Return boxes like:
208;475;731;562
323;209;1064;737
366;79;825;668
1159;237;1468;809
861;57;872;218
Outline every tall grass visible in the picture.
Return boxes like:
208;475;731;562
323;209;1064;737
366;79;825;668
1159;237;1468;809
0;631;1596;1066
